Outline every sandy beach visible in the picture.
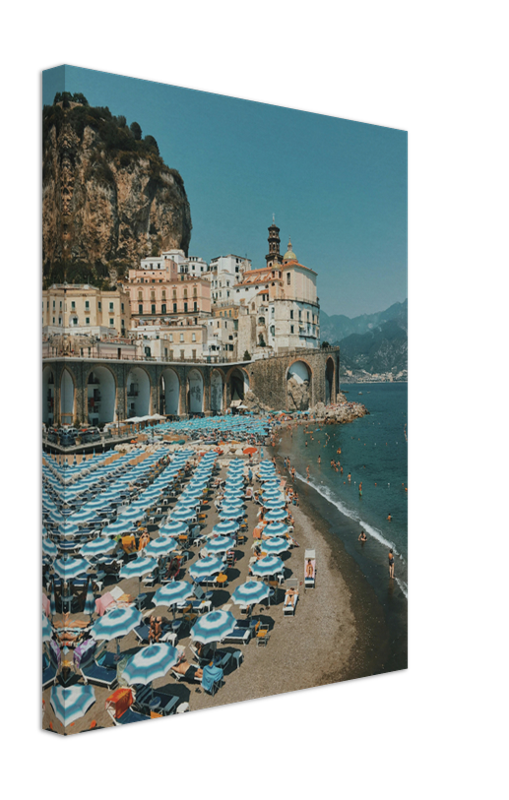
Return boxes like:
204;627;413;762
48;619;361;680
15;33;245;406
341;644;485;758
43;429;379;733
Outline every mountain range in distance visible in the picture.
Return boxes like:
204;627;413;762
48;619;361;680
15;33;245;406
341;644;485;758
320;299;407;381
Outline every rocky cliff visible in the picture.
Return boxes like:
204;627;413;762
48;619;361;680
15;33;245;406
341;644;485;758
43;97;192;288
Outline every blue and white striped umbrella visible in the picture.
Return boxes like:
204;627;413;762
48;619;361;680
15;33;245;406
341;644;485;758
260;537;290;555
83;580;96;616
118;507;146;522
71;509;101;524
231;580;271;606
264;508;288;522
222;491;244;502
58;522;80;538
42;613;53;642
189;556;225;581
53;557;88;580
143;537;178;557
250;555;285;577
50;685;96;727
218;505;244;520
42;538;58;558
123;643;179;686
119;558;157;580
80;537;116;558
102;519;135;537
190;610;236;645
206;536;235;554
262;523;290;537
212;521;239;537
91;606;142;642
159;520;188;538
262;499;286;510
175;497;201;509
171;507;198;521
151;581;194;607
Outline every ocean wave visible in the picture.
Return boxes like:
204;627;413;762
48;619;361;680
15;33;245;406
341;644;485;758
294;469;406;564
395;578;408;599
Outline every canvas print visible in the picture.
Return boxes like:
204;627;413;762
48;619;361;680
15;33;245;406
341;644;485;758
42;66;408;733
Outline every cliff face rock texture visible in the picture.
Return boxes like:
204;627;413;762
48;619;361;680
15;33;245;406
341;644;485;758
43;98;192;287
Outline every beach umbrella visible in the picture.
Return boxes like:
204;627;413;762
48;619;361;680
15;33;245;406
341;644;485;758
118;507;146;523
80;537;116;559
83;579;96;616
90;606;142;656
143;536;178;557
212;520;239;536
102;519;135;537
42;538;58;558
250;555;285;577
243;447;257;455
262;488;283;499
231;580;270;607
171;507;198;522
50;580;57;617
206;536;235;554
53;557;88;580
190;610;236;645
50;685;96;728
263;508;288;522
58;522;80;538
189;556;225;581
159;520;188;538
262;499;286;510
70;509;101;525
151;581;194;608
123;643;179;686
218;506;244;520
262;522;290;537
42;613;53;642
260;537;290;555
119;558;157;580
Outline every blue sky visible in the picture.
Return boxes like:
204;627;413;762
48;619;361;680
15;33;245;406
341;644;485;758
44;66;407;317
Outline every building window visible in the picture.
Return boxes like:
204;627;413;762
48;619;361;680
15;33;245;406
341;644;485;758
290;325;294;334
173;303;177;313
162;304;166;314
290;310;294;319
110;318;114;326
192;349;197;360
121;303;124;312
180;333;184;342
193;302;197;312
180;350;185;360
109;302;114;310
86;317;90;325
169;334;173;342
138;304;143;315
151;304;156;314
85;301;90;309
184;302;188;313
192;333;196;342
286;273;291;285
71;301;75;309
169;350;174;360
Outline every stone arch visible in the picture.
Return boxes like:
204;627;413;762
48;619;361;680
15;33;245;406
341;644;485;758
42;366;55;425
126;366;152;417
226;366;250;405
187;368;204;414
86;366;117;426
60;368;75;425
210;368;225;413
160;367;180;415
287;359;313;411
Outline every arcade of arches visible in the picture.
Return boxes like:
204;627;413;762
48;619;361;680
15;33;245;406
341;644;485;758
42;348;339;427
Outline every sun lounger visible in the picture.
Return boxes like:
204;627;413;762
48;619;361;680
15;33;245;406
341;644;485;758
255;623;271;646
222;625;254;646
80;657;118;689
133;686;180;717
170;659;201;683
105;689;150;725
283;589;299;615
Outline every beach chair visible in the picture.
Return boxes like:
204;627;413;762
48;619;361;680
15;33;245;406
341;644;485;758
105;688;149;725
133;685;180;717
255;623;271;647
304;549;316;588
222;619;256;646
79;651;118;689
170;658;201;683
283;588;299;615
42;652;58;689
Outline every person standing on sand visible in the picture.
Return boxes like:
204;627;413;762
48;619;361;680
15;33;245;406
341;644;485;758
388;549;395;579
291;467;296;481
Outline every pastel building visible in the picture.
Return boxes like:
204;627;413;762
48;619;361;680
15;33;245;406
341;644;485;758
42;283;131;337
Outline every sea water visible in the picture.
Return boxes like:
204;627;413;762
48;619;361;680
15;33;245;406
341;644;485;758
277;382;408;602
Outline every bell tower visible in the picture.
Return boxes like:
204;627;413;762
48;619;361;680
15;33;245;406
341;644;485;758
265;215;284;267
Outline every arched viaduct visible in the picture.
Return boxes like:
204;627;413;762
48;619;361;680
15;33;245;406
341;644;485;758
42;347;339;426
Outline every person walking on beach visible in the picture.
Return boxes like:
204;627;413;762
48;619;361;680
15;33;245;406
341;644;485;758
291;467;296;481
388;549;395;579
358;531;367;544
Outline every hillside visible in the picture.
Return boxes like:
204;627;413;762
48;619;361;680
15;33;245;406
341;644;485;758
42;93;192;288
321;300;407;380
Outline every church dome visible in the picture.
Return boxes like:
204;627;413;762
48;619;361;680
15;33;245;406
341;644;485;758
283;238;297;261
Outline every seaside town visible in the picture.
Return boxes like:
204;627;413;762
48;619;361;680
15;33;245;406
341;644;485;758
42;221;371;732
